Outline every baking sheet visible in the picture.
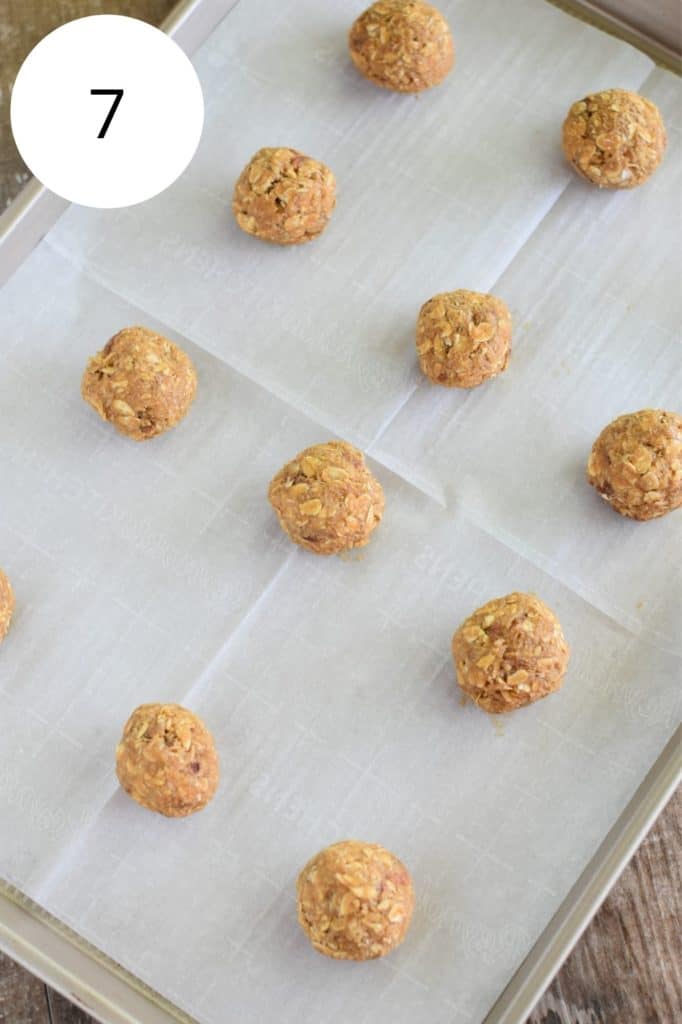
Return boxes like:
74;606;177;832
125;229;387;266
0;1;680;1022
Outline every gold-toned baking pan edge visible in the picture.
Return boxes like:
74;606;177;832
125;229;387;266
548;0;681;71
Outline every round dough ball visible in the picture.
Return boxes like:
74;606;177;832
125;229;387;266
349;1;454;93
232;147;336;245
115;703;219;817
417;289;512;388
452;593;570;714
297;839;414;960
587;409;682;521
0;569;15;643
268;441;384;555
562;89;666;188
82;326;197;441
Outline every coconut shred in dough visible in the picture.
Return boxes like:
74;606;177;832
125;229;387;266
297;840;414;960
232;147;336;245
116;703;219;818
452;593;570;713
81;326;197;441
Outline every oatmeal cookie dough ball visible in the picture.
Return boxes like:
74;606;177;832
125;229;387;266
297;840;414;960
417;289;512;388
452;593;570;714
232;147;336;245
268;441;384;555
82;327;197;441
116;703;219;818
587;409;682;521
0;569;15;643
349;1;454;93
562;89;666;188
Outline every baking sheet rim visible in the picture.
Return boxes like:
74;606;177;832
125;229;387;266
0;0;679;1021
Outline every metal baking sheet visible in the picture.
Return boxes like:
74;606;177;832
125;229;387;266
0;1;680;1023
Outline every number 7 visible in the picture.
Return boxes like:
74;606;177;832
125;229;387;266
90;89;124;139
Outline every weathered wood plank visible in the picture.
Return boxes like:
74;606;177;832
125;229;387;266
46;988;94;1024
527;787;682;1024
0;950;49;1024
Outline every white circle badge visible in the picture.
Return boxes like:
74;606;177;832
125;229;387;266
11;15;204;209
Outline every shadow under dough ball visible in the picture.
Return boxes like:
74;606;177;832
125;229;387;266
116;703;219;818
81;326;197;441
232;147;336;245
587;409;682;521
562;89;666;188
349;0;454;93
452;592;570;713
297;840;414;960
268;440;385;555
0;569;15;643
417;289;512;387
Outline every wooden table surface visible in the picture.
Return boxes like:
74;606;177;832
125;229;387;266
0;2;680;1022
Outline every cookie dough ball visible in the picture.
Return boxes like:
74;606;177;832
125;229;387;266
0;569;15;643
268;441;384;555
417;290;512;388
562;89;666;188
82;327;197;441
232;147;336;245
349;1;454;93
297;840;414;960
452;593;570;714
115;703;219;818
587;409;682;521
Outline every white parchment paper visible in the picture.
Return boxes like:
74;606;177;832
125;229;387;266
1;2;680;1022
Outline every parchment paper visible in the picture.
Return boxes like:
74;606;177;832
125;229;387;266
1;2;680;1022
